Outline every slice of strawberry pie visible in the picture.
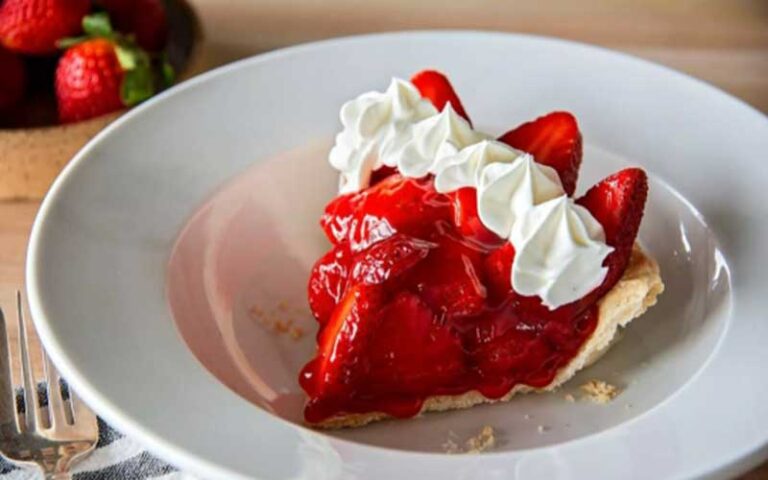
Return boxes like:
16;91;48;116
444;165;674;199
301;70;664;428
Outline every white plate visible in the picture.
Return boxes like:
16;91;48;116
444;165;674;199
27;31;768;479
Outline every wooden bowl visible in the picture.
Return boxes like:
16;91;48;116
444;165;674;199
0;0;209;200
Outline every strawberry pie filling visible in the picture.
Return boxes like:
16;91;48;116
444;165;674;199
300;70;648;424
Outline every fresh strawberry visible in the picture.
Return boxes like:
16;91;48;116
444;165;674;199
404;235;487;319
55;14;157;123
498;112;582;196
56;38;126;123
312;283;385;396
365;292;465;394
0;0;90;55
350;234;434;286
577;167;648;296
97;0;168;51
483;243;515;302
449;187;503;246
0;46;25;110
308;244;351;324
411;69;472;125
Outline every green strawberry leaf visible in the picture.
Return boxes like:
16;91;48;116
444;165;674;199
115;45;155;106
122;67;155;106
82;12;114;38
114;44;137;70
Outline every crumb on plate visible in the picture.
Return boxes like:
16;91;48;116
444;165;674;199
443;426;496;454
289;326;305;340
248;300;307;341
442;438;461;454
580;379;620;404
465;426;496;454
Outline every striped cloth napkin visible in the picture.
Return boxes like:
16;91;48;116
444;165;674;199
0;419;196;480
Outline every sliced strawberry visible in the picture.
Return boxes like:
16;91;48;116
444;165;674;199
366;292;465;394
498;112;582;196
312;283;385;397
483;243;515;302
411;69;472;125
577;167;648;296
403;234;487;319
449;187;503;246
308;244;351;324
473;325;542;378
320;191;363;246
350;233;434;285
321;175;452;251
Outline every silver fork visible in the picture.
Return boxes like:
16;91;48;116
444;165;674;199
0;291;98;479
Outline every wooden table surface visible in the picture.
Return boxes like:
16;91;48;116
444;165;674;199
1;0;765;477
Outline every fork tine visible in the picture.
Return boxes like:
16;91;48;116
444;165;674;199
0;297;19;433
70;390;97;434
17;291;44;433
42;348;69;428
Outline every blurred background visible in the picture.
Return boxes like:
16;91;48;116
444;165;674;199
192;0;768;113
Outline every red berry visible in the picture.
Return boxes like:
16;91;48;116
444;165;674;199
350;233;434;286
483;243;515;301
308;244;351;325
98;0;168;51
0;46;25;110
577;167;648;297
55;38;126;123
448;187;502;245
365;292;465;394
498;112;582;196
404;235;487;319
319;191;364;246
321;175;452;251
0;0;90;55
411;69;472;125
311;283;385;396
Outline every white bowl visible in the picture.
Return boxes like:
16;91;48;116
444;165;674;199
27;31;768;479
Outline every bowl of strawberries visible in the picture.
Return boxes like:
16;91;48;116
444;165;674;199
0;0;204;199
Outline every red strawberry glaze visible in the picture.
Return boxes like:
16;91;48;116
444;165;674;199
301;174;600;424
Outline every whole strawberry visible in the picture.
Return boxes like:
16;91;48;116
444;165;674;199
55;13;156;123
0;46;25;111
98;0;168;51
0;0;90;55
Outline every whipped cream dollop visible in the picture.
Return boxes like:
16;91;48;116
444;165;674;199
329;78;437;193
510;195;614;309
434;140;565;238
380;103;486;178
